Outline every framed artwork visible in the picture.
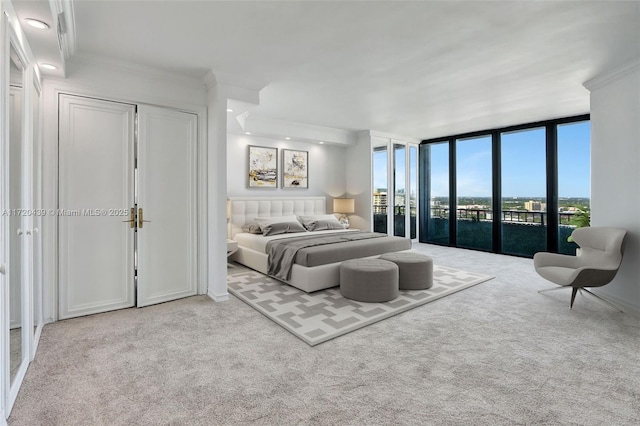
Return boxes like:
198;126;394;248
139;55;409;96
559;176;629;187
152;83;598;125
282;149;309;189
248;145;278;188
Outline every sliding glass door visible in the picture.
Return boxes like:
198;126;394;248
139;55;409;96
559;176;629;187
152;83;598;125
372;139;419;239
409;146;418;239
394;143;406;237
372;146;388;234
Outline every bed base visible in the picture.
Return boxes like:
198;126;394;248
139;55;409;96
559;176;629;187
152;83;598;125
232;246;409;293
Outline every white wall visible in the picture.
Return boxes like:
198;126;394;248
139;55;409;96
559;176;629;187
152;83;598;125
587;60;640;313
227;133;347;213
345;132;374;231
41;60;208;322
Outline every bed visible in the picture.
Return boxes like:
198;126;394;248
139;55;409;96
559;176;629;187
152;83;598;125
228;196;411;292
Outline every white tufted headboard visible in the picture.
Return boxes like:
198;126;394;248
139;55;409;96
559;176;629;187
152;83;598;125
228;197;327;238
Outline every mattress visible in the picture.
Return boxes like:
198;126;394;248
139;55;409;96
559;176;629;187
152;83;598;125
294;234;411;267
234;229;359;253
234;230;411;268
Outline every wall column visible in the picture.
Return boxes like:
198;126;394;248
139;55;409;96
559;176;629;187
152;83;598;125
205;79;230;301
204;72;265;301
584;59;640;313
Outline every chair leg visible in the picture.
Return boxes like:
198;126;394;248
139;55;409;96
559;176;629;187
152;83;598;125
581;288;625;313
570;287;579;309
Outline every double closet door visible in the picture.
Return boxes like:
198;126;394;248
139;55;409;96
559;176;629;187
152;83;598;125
58;95;198;319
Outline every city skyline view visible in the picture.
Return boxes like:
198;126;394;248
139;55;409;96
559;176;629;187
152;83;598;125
373;120;590;201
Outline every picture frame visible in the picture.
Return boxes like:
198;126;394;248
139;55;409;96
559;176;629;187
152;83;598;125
282;149;309;189
248;145;278;188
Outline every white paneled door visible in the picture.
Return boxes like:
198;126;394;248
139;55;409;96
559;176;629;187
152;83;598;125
136;105;197;307
58;95;197;319
58;95;136;319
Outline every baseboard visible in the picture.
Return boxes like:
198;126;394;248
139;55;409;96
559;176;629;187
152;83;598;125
591;289;640;316
208;289;229;302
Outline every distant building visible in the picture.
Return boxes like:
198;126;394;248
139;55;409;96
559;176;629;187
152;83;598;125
525;201;547;211
559;206;582;212
373;191;387;214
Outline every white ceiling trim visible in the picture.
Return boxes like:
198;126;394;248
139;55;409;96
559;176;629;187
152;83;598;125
204;69;269;107
69;53;206;90
239;115;356;146
50;0;76;59
367;130;421;145
583;57;640;92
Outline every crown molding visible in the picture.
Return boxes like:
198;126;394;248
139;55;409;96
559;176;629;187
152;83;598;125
360;130;421;144
238;115;357;146
583;58;640;92
207;69;269;92
52;0;76;59
68;54;206;89
204;69;268;105
3;0;36;63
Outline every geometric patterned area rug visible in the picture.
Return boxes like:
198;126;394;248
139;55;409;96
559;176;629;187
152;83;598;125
227;266;494;346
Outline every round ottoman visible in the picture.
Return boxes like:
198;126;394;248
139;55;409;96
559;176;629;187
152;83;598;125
379;252;433;290
339;259;399;302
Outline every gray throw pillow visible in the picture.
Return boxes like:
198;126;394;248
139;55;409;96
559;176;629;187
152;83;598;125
298;215;343;231
242;223;262;234
261;221;307;236
304;219;343;231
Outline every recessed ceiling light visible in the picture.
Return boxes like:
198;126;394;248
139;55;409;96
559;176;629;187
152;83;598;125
285;137;291;140
40;63;58;70
25;19;49;30
226;108;234;112
319;141;325;145
245;132;251;135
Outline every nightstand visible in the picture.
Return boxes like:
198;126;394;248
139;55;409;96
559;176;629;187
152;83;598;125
227;239;238;258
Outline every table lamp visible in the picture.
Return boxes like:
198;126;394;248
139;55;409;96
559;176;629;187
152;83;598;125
333;198;355;228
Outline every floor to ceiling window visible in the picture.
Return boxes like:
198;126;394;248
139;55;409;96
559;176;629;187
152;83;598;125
372;146;388;234
456;135;493;251
409;146;418;239
557;120;591;254
422;142;450;244
500;127;547;257
394;143;406;237
372;138;419;238
419;115;589;257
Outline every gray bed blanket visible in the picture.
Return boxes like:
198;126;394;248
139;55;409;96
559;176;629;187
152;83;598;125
267;231;388;281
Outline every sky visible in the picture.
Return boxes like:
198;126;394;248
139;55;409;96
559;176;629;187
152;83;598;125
374;120;591;198
373;146;417;194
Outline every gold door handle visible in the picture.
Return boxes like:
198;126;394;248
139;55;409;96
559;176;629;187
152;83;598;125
138;207;151;228
122;207;135;228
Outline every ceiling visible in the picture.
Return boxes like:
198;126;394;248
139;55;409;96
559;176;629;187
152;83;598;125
12;1;640;140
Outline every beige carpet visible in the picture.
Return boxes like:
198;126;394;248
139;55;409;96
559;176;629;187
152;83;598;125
228;266;493;345
7;244;640;425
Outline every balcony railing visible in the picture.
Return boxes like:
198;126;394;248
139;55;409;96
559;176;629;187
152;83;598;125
429;207;577;225
373;205;582;256
375;205;579;224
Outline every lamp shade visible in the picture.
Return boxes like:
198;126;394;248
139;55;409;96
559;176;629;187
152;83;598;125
226;200;231;219
333;198;355;214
